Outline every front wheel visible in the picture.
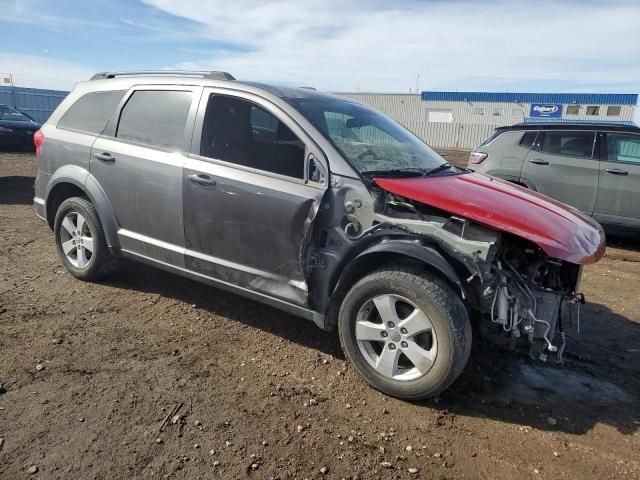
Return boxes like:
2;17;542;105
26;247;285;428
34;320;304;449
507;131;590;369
338;267;471;400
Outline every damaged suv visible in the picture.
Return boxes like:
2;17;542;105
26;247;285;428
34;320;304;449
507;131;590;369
34;71;605;399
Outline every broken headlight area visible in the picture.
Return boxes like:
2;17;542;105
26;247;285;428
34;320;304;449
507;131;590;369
480;238;585;363
370;192;586;364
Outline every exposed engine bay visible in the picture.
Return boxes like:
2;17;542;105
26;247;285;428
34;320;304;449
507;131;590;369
328;184;586;363
483;242;584;362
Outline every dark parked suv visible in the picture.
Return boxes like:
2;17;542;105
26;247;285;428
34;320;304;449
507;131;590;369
34;71;605;399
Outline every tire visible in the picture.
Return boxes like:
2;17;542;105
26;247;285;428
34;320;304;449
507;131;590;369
338;266;471;400
53;196;117;281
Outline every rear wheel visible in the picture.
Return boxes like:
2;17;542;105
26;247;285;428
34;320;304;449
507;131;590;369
338;267;471;400
54;197;116;281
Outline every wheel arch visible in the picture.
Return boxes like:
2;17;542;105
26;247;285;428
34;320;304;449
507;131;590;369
45;166;120;249
324;239;466;329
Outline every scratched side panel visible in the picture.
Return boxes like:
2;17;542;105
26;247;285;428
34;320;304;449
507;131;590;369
183;157;325;306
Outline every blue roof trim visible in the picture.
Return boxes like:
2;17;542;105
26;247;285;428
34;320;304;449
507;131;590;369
523;118;637;126
422;91;638;105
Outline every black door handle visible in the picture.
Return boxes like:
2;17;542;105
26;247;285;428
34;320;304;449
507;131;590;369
605;168;628;176
187;173;217;186
529;158;550;165
94;152;115;163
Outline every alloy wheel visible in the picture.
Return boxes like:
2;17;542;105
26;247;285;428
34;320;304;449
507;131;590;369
59;211;94;269
355;294;438;381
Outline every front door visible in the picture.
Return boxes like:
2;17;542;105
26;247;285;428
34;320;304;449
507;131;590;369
90;86;199;265
521;130;599;214
183;91;328;306
593;131;640;228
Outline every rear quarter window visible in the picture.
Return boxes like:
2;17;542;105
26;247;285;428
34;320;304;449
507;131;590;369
477;130;503;147
57;90;125;134
519;131;538;148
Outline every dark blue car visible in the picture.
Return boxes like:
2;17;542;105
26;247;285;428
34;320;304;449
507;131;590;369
0;104;41;151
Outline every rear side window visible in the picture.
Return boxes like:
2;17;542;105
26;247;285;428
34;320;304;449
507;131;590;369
540;131;595;158
519;131;538;148
57;90;125;134
117;90;192;149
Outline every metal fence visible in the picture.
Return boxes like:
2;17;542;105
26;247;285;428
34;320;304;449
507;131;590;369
0;85;69;124
334;92;495;150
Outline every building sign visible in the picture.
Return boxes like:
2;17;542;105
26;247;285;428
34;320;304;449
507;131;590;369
530;103;562;118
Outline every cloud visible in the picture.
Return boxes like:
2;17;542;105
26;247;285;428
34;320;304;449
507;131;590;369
143;0;640;93
0;53;94;91
1;0;639;99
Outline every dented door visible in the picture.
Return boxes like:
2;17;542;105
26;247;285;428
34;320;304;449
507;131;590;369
183;90;328;307
183;158;325;306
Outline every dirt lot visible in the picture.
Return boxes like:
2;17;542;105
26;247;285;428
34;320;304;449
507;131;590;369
1;152;639;480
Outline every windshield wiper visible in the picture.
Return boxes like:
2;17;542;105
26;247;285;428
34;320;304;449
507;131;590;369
422;162;453;176
361;167;429;178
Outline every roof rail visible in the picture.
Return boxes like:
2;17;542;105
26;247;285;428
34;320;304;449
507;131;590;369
90;70;235;81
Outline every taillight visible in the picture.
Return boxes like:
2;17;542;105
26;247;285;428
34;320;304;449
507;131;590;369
34;130;44;156
468;151;488;165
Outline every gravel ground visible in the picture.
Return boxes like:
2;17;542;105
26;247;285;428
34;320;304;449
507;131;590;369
1;152;639;480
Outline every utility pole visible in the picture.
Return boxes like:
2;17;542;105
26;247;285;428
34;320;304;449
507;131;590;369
416;74;421;94
2;73;17;107
9;73;16;108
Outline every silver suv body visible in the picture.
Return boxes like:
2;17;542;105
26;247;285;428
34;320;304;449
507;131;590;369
34;72;605;400
469;123;640;230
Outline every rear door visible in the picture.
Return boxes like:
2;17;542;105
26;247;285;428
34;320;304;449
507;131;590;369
183;89;328;306
521;129;599;214
91;85;200;265
593;131;640;227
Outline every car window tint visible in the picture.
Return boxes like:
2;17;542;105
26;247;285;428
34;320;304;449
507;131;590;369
57;90;125;134
540;131;595;158
606;133;640;164
200;95;305;179
117;90;192;149
519;131;537;148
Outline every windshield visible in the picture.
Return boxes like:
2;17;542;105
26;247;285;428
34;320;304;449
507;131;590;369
288;98;447;176
0;106;33;122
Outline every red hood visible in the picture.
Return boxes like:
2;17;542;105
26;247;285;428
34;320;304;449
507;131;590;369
374;172;605;265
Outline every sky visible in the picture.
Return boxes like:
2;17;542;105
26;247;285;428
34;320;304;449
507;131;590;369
0;0;639;102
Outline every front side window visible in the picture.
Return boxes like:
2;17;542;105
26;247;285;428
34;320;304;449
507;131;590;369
606;133;640;164
540;131;595;158
117;90;192;149
288;98;446;175
58;90;125;134
200;95;305;179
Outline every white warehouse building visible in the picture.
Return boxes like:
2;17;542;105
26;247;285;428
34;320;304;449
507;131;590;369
334;91;638;150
